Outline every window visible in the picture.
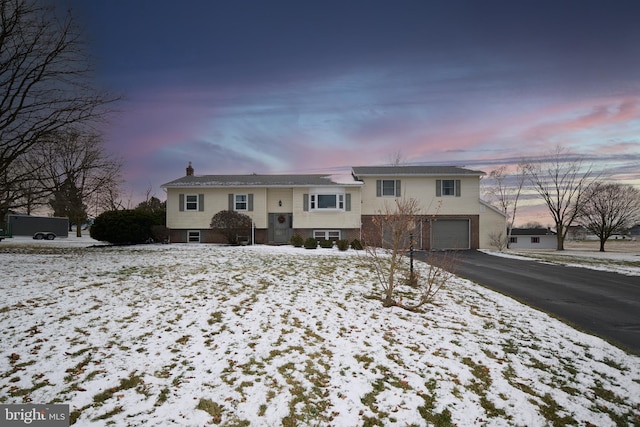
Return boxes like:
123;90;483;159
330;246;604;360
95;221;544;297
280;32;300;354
441;180;455;196
382;180;396;196
314;230;341;241
180;194;203;212
185;194;199;211
531;237;540;244
235;194;248;211
187;230;200;243
310;194;344;210
376;180;401;197
228;193;253;211
436;179;461;197
509;236;518;244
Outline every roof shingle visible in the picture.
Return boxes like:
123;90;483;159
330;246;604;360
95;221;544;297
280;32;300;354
161;174;356;188
351;166;485;177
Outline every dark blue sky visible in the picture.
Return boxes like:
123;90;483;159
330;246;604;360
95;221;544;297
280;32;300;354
66;0;640;221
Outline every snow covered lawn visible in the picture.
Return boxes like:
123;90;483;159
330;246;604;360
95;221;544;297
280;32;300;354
1;241;639;426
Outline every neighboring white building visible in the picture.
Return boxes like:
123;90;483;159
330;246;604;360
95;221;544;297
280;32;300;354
161;164;506;249
508;228;557;250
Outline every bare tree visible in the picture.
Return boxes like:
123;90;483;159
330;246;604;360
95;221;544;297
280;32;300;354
523;146;596;250
388;150;406;166
523;221;545;229
363;198;455;311
484;164;526;249
577;183;640;252
33;130;123;236
0;0;117;219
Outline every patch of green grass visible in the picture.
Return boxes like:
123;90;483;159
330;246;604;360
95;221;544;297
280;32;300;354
196;398;223;423
176;335;190;345
360;377;390;420
600;357;627;371
64;354;92;382
417;378;454;427
462;357;508;419
354;353;375;369
502;365;536;396
154;387;171;406
538;393;577;427
501;338;519;354
208;311;223;325
590;379;626;406
8;379;50;397
235;380;254;395
92;406;123;421
277;358;333;425
92;372;145;405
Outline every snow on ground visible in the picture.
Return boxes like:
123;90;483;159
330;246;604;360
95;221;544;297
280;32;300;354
481;246;640;276
1;237;639;426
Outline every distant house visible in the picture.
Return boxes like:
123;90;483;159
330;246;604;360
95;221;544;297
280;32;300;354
566;225;588;241
508;228;556;250
161;163;506;249
628;224;640;240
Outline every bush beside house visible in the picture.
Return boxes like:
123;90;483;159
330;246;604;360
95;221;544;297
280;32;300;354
90;210;156;244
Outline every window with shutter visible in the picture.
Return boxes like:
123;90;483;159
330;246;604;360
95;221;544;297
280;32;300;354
185;194;199;210
234;194;248;210
437;180;461;197
377;179;401;197
308;193;346;210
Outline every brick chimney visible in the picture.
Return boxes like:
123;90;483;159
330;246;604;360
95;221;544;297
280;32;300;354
186;161;194;176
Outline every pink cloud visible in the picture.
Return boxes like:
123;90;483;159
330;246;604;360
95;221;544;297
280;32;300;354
522;98;640;143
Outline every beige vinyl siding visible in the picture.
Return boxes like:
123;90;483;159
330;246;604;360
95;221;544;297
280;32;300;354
167;188;268;229
267;188;294;212
360;175;482;215
167;186;361;231
479;201;508;249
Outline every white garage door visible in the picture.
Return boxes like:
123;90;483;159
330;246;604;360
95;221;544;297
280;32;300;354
431;219;470;250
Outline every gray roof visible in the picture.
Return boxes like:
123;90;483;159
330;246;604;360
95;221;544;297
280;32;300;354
351;166;485;177
161;174;357;188
510;228;556;236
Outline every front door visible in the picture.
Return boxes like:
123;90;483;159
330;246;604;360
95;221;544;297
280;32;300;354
268;213;292;243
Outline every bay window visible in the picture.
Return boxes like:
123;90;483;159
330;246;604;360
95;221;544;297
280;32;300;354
310;194;344;210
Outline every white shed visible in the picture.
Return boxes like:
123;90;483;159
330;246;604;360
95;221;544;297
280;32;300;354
508;228;556;250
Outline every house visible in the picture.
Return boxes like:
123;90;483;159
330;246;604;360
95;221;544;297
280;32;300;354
508;228;556;249
161;163;506;249
161;163;363;245
352;166;505;250
566;225;588;241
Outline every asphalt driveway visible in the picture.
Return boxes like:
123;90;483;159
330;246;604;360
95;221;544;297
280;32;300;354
415;250;640;354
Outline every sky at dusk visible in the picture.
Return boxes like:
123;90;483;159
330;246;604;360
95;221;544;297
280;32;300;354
65;0;640;225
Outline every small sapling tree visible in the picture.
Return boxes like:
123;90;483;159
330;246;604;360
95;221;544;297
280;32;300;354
363;197;455;311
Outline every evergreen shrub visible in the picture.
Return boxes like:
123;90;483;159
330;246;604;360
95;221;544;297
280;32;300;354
304;237;318;249
319;239;334;248
290;234;304;247
336;239;349;251
90;210;155;244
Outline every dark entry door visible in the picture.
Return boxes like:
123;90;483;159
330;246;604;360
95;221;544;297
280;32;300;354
269;213;292;243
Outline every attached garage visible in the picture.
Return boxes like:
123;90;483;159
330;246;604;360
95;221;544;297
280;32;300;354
431;219;470;250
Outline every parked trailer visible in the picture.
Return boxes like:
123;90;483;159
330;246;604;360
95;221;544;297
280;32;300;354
7;215;69;238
